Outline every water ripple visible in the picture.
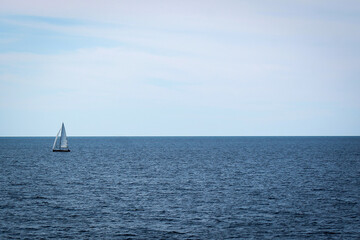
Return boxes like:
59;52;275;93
1;137;359;239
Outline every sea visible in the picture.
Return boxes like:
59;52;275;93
0;137;359;239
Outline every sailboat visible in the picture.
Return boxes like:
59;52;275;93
53;123;70;152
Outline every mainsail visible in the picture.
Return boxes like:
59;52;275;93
60;123;68;148
53;123;70;151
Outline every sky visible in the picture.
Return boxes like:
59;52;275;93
0;0;359;136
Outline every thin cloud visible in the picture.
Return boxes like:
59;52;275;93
0;0;359;135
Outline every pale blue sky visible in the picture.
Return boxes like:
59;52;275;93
0;0;359;136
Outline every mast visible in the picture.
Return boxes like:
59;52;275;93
59;123;62;149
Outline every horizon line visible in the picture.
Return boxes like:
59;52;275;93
0;135;359;137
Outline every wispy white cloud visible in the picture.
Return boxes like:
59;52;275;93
0;0;359;135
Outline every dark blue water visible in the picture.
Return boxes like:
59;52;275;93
1;137;359;239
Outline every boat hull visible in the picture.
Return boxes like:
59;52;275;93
53;149;70;152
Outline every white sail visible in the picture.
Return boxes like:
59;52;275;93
52;128;61;150
60;123;68;148
53;123;70;151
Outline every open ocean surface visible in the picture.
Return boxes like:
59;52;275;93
1;137;359;239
